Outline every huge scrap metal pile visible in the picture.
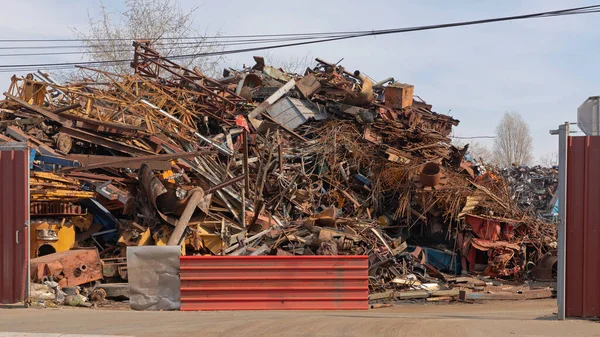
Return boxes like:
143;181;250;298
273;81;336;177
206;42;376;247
0;41;557;305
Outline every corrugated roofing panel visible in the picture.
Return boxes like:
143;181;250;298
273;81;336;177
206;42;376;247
180;255;368;310
566;136;600;318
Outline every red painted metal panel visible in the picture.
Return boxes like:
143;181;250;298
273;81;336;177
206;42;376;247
180;256;369;311
566;136;600;318
0;143;29;304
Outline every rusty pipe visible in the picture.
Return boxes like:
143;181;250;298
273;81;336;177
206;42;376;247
205;175;245;194
373;77;395;88
420;162;442;187
347;70;374;106
167;188;205;246
52;103;81;114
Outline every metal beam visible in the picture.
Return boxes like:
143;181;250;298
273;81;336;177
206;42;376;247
551;122;569;320
59;126;154;156
64;151;212;172
4;92;66;124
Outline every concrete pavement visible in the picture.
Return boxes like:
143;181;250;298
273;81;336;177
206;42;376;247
0;299;598;337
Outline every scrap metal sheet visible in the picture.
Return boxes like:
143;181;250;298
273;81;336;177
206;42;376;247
127;246;180;310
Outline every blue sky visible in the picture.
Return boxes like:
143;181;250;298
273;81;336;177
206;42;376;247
1;0;598;162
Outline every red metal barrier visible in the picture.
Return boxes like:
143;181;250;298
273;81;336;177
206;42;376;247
0;143;29;304
180;255;369;311
566;136;600;318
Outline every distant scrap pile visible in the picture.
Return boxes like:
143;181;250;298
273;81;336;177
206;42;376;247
0;41;556;304
500;165;559;217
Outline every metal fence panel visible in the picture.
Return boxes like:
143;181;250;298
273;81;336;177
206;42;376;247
566;136;600;318
0;143;29;304
180;256;369;311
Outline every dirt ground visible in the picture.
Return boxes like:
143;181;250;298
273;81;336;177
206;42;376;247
0;299;598;337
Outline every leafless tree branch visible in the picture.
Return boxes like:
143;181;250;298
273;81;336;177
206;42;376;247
493;111;533;167
71;0;223;76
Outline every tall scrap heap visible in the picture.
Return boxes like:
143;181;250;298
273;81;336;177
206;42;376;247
0;41;556;300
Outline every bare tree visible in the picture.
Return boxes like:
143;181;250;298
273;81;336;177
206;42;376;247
538;152;558;167
467;141;493;163
262;52;315;74
493;111;533;167
71;0;223;75
452;138;494;164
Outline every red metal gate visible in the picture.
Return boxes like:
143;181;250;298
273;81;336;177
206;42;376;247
566;136;600;318
0;143;30;304
180;256;369;311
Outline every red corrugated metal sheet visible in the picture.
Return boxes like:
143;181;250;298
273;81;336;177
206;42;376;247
0;143;29;304
180;256;369;311
566;136;600;318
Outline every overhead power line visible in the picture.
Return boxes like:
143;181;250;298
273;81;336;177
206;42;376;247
0;5;598;73
0;35;352;57
0;35;351;51
0;4;598;43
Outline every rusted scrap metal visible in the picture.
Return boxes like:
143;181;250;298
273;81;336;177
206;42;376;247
132;41;247;124
0;43;558;307
30;249;103;288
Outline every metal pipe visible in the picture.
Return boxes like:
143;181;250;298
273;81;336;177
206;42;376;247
205;175;245;194
243;130;250;196
51;103;81;114
556;122;569;320
167;188;205;246
350;71;374;105
373;77;395;88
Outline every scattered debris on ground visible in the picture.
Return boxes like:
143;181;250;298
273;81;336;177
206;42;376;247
0;41;557;307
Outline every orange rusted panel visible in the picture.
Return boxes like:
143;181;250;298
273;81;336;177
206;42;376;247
180;256;369;311
30;249;102;288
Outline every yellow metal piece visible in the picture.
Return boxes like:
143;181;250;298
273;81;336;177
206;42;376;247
30;190;96;198
29;179;73;189
30;171;78;185
159;169;176;184
21;76;46;106
153;225;171;246
183;224;224;255
71;213;94;231
30;220;76;258
118;227;152;246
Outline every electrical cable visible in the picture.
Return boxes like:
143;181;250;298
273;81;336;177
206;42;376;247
0;5;598;72
0;34;352;56
0;4;598;43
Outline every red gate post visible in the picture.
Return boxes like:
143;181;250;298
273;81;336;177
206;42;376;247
0;142;30;305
